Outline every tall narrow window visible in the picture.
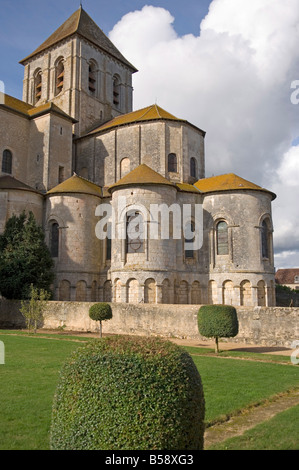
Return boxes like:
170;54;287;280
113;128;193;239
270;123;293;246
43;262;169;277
120;158;130;178
190;157;197;178
58;166;65;184
216;221;229;255
88;62;96;93
55;59;64;96
126;211;144;254
261;220;269;258
34;69;42;104
113;75;120;107
106;223;112;261
2;149;12;174
50;222;59;258
168;153;177;173
185;221;195;259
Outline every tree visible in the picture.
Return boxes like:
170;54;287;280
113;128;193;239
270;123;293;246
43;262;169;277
89;303;112;337
197;305;239;353
0;212;54;300
20;284;51;333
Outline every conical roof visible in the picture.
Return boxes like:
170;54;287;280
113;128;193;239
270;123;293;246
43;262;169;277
0;175;41;193
109;164;175;192
47;174;102;198
20;7;137;72
194;173;276;200
87;104;205;136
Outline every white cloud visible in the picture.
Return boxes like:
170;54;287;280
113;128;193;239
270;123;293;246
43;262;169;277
109;1;299;268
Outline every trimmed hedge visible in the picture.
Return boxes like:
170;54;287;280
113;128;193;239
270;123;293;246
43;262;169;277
198;305;239;352
89;303;112;322
89;303;112;337
50;335;205;450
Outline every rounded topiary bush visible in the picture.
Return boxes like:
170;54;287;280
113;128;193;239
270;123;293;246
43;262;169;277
198;305;239;352
50;335;205;450
89;303;112;337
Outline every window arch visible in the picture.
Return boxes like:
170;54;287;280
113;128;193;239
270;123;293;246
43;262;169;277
190;157;197;178
216;220;229;255
50;222;59;258
34;69;42;104
261;220;270;258
126;211;144;254
55;58;64;96
2;149;12;174
184;220;195;259
106;222;112;261
59;280;70;301
120;158;130;178
168;153;177;173
113;75;121;107
88;60;97;94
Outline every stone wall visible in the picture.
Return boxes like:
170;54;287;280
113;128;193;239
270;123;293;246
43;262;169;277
0;300;298;348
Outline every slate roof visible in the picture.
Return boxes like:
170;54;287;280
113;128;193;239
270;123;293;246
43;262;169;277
275;269;299;285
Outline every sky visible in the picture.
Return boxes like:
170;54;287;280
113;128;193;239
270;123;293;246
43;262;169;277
0;0;298;270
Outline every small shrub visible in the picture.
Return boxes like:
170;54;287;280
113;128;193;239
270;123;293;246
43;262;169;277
198;305;239;353
20;284;51;333
89;303;112;337
50;335;205;450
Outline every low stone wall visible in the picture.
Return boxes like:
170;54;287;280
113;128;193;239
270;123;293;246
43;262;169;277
0;300;298;348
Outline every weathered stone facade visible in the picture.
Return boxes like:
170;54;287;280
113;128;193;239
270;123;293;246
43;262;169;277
0;7;277;307
0;300;298;348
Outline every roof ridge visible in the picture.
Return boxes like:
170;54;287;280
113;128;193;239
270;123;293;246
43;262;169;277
20;8;137;72
109;163;175;192
154;104;162;119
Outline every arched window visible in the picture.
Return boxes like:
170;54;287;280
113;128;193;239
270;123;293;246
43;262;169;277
2;149;12;174
126;211;144;254
113;75;120;107
34;69;42;104
88;60;97;94
184;220;195;259
190;157;197;178
59;280;70;301
50;222;59;258
120;158;130;178
261;220;269;258
216;221;229;255
168;153;177;173
106;222;112;261
55;58;64;96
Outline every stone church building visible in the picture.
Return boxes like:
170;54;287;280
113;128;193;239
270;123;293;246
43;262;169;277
0;7;276;306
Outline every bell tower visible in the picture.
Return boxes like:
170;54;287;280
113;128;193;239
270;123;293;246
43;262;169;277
20;7;138;136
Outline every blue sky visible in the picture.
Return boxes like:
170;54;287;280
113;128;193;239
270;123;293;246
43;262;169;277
0;0;212;99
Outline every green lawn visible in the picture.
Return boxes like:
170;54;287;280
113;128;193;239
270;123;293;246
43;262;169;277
0;332;298;450
209;404;299;450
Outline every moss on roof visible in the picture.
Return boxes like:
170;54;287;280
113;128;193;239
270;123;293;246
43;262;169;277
47;174;102;197
109;164;175;192
1;94;76;122
86;104;205;136
194;173;276;200
176;183;201;194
